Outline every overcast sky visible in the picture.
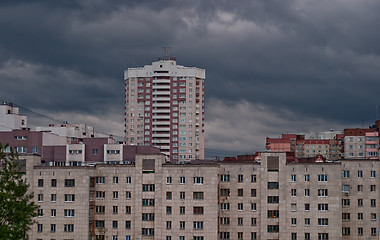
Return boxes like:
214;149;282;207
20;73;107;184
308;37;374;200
1;0;380;155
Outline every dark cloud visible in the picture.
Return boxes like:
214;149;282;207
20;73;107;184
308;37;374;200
1;0;380;152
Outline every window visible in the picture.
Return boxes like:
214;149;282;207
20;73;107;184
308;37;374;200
371;185;376;192
371;213;377;220
291;174;296;182
358;212;363;220
96;191;105;199
51;194;56;202
318;174;328;182
318;189;328;197
251;203;256;211
125;206;131;214
166;206;172;215
358;227;363;236
51;179;57;187
220;203;230;210
268;182;279;189
92;149;98;155
291;203;297;211
305;203;310;211
166;192;172;200
342;184;350;192
220;189;230;196
194;177;203;184
142;228;154;236
267;225;279;233
342;213;350;221
238;232;243;240
357;170;363;178
371;228;377;236
113;206;118;214
371;171;376;178
358;185;363;192
111;221;118;229
238;174;243;182
291;218;297;226
51;209;56;217
126;191;131;199
342;227;350;235
95;220;105;228
180;176;186;184
193;221;203;230
220;232;230;239
318;204;328;211
238;203;243;211
305;233;310;240
220;174;230;182
180;221;185;229
291;189;297;197
304;174;310;182
180;206;185;214
50;224;56;232
371;199;376;207
193;192;204;200
304;189;310;197
180;192;185;200
193;207;204;215
194;237;204;240
167;177;172;184
64;224;74;232
64;194;75;202
38;194;43;202
318;233;328;240
65;179;75;187
113;191;118;199
251;189;257;197
342;170;350;178
38;179;44;187
318;218;328;226
37;224;43;232
251;175;256;183
342;199;350;206
113;176;118;184
291;233;297;240
95;206;105;214
268;210;279;218
268;196;279;203
64;209;75;217
238;189;243;197
305;218;310;226
142;184;155;192
251;232;257;240
142;213;154;221
37;209;43;217
142;199;155;206
166;221;172;229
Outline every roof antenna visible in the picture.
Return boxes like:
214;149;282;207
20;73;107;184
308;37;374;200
163;46;171;60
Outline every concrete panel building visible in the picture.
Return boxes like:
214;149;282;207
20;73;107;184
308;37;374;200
124;58;205;161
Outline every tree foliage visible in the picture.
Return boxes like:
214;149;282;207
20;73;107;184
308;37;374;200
0;143;39;240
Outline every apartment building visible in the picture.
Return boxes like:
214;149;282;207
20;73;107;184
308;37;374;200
344;122;380;159
266;133;343;160
23;150;380;240
0;102;27;131
124;58;205;161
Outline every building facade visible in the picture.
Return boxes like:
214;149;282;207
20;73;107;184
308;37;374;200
24;151;380;240
0;102;27;131
124;59;205;161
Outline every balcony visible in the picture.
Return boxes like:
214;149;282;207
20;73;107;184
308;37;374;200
153;91;170;95
152;121;170;125
153;85;170;89
153;97;171;101
152;139;170;144
153;79;171;84
152;115;170;119
152;109;171;113
152;127;171;131
152;133;170;138
152;103;170;107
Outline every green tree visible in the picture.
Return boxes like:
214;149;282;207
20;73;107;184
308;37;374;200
0;143;39;240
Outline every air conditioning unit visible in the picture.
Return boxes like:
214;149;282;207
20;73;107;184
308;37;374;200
344;192;350;196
